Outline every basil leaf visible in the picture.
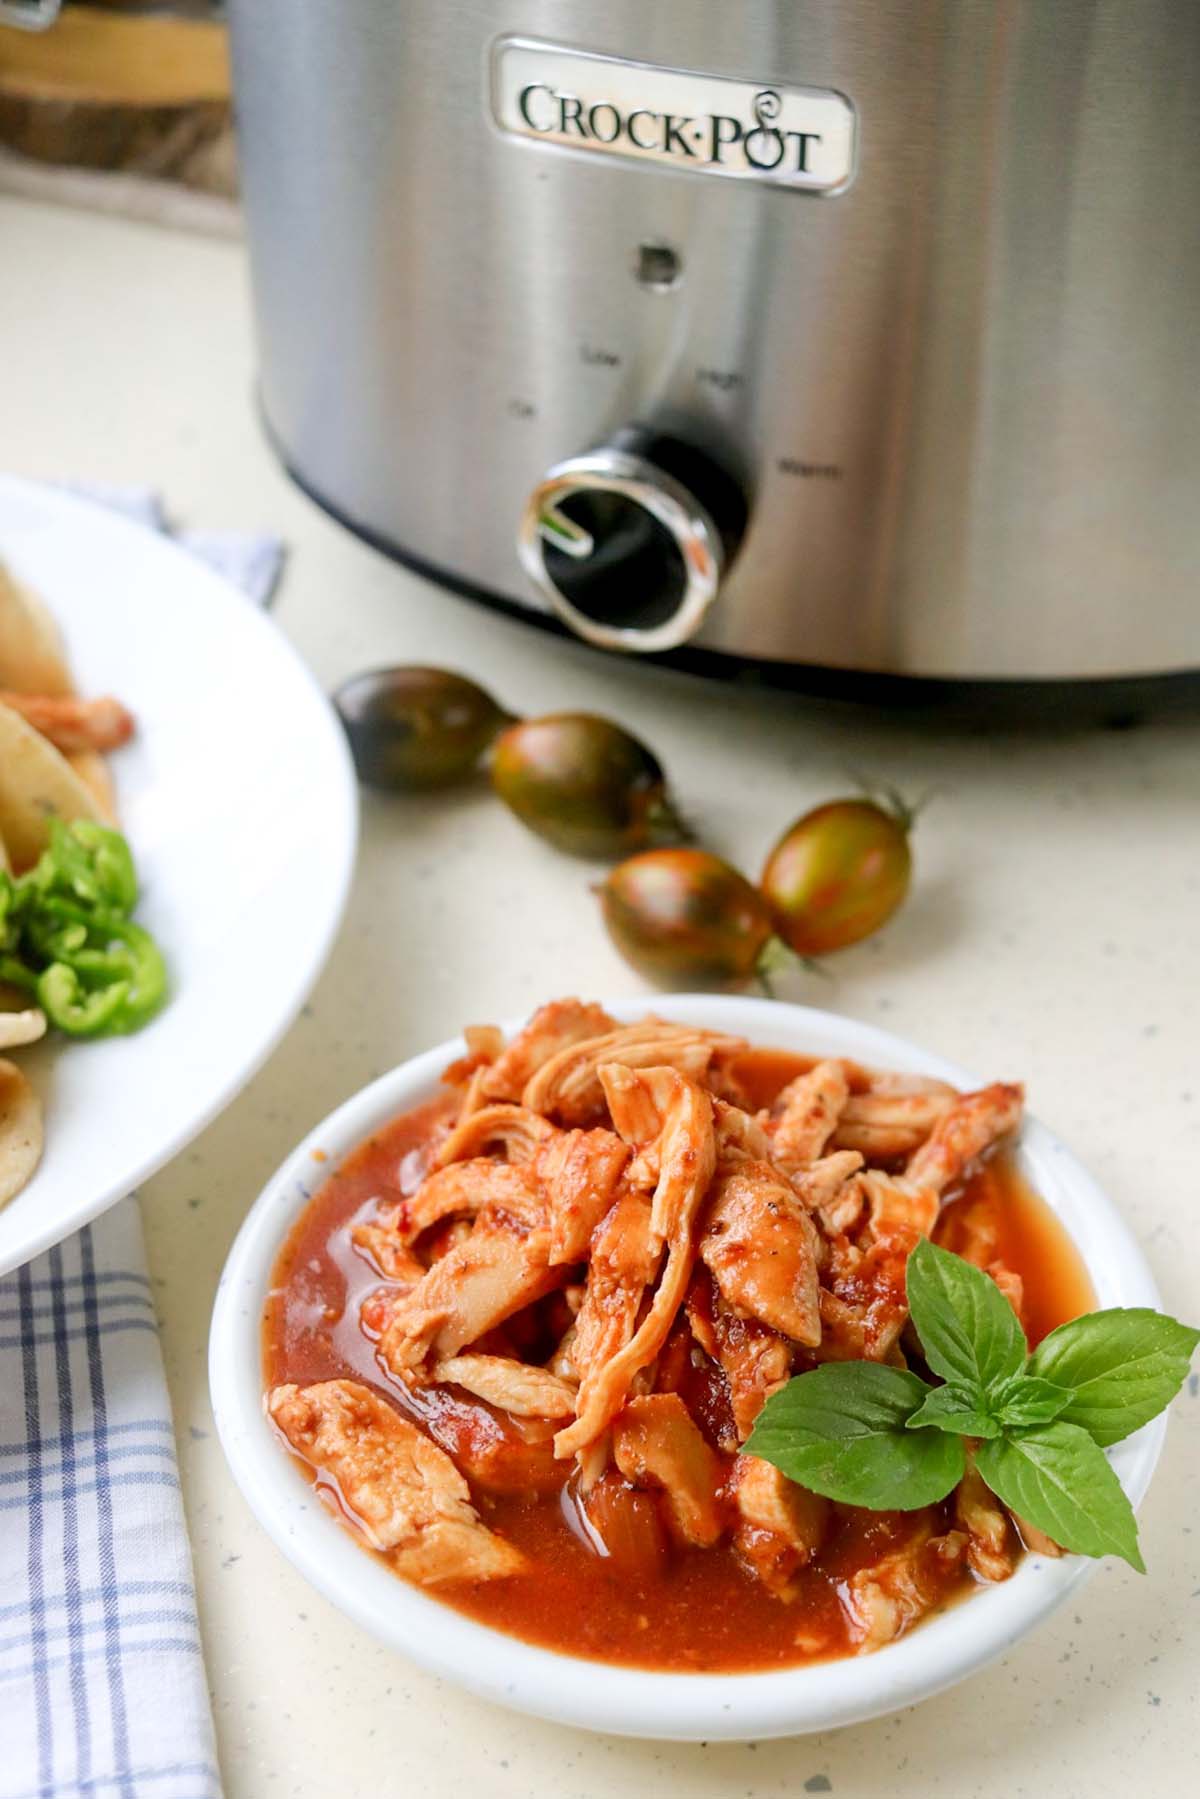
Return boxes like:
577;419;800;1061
992;1374;1071;1429
745;1362;964;1510
976;1423;1144;1571
1027;1308;1200;1447
906;1238;1027;1392
905;1382;999;1439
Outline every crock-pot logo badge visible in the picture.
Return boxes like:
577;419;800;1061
494;43;856;194
518;85;819;177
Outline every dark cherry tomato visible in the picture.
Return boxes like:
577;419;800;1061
599;847;779;988
491;713;687;860
334;666;512;790
760;796;913;956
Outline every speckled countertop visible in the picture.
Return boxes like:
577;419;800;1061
3;194;1198;1799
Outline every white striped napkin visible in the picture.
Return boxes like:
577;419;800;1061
0;485;284;1797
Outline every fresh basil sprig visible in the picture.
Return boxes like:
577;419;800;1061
741;1361;966;1508
745;1239;1197;1571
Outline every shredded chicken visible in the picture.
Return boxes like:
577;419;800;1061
1012;1513;1065;1557
612;1393;725;1547
818;1228;913;1363
522;1022;745;1127
686;1272;791;1443
432;1103;558;1170
733;1454;829;1596
350;1214;426;1284
0;690;134;754
268;1379;523;1581
858;1168;940;1243
463;1023;506;1065
547;1320;579;1381
841;1516;967;1651
397;1158;544;1241
712;1098;775;1166
870;1072;961;1099
454;1063;494;1120
814;1179;867;1238
602;1064;665;1168
832;1085;958;1160
366;1212;560;1379
790;1148;866;1213
955;1460;1017;1582
436;1354;577;1418
905;1082;1024;1194
771;1060;849;1170
699;1160;822;1347
536;1126;630;1264
481;999;618;1102
554;1066;716;1458
565;1187;657;1389
812;1149;969;1366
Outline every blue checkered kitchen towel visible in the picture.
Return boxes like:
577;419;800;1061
0;1204;221;1799
0;487;284;1798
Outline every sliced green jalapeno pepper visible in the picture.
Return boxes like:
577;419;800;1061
34;913;166;1036
3;823;167;1037
0;954;38;993
28;818;139;915
37;963;132;1038
94;918;167;1031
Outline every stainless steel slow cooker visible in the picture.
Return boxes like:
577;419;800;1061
228;1;1200;701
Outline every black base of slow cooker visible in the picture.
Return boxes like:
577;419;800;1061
283;450;1200;731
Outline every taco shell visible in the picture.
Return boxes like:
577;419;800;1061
0;699;101;871
0;1057;43;1209
0;560;74;695
64;748;118;822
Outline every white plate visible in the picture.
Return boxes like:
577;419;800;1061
0;474;358;1274
210;995;1166;1741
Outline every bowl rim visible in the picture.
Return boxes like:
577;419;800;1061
209;994;1166;1740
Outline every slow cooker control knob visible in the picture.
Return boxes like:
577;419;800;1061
517;428;747;654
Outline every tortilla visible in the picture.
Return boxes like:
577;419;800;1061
0;1057;43;1209
65;748;118;822
0;699;102;872
0;560;74;695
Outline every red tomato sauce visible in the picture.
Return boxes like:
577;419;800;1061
262;1056;1094;1672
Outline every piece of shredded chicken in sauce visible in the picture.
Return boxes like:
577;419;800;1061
267;999;1055;1662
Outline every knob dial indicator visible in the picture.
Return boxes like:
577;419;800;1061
518;431;745;654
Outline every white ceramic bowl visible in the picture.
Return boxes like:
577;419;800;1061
209;996;1165;1740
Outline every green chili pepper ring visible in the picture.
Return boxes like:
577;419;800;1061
0;819;167;1038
